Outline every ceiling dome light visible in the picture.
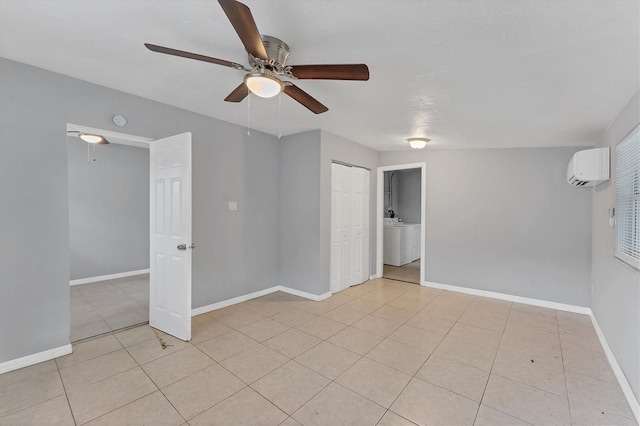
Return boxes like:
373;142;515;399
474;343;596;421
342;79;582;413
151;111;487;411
408;137;430;150
244;70;283;98
79;133;109;144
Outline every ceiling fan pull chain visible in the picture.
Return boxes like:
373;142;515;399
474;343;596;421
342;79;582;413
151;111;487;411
247;91;251;136
86;142;96;162
278;91;282;139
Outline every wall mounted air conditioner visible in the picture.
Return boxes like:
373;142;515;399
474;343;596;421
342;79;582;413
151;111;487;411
567;147;610;187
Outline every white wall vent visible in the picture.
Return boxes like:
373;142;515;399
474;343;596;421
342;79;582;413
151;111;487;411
567;147;610;187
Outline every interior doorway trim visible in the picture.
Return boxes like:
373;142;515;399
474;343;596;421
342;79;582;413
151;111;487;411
66;123;153;148
376;162;426;284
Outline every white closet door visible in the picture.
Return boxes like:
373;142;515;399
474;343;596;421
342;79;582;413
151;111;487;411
330;163;343;293
340;165;351;290
362;169;370;283
330;164;370;292
350;168;364;285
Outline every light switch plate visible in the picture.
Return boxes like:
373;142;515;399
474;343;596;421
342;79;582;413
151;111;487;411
228;201;237;211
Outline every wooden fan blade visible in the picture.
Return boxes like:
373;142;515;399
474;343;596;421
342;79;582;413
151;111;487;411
288;64;370;80
224;83;249;102
218;0;268;60
144;43;241;68
284;84;329;114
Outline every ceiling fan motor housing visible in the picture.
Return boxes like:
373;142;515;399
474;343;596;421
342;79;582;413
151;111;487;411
249;35;291;72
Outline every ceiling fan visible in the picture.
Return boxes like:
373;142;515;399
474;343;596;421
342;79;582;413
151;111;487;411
145;0;369;114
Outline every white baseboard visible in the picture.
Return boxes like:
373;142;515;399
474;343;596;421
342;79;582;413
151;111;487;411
279;286;331;301
370;274;381;280
191;286;280;316
191;285;330;316
0;344;72;375
590;315;640;423
70;269;150;286
422;280;591;315
422;279;638;423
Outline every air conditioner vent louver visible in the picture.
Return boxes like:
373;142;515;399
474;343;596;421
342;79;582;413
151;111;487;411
568;176;589;186
567;148;610;187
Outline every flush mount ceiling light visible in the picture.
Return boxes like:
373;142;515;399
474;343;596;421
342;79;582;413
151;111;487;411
79;133;110;144
244;69;283;98
408;137;430;150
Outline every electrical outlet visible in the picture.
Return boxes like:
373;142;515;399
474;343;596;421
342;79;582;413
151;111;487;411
228;201;237;211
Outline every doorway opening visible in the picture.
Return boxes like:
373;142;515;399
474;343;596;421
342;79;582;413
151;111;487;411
66;125;194;342
376;163;426;285
67;124;153;342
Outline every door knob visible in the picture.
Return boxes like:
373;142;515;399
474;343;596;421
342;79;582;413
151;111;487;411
177;244;196;251
189;244;196;249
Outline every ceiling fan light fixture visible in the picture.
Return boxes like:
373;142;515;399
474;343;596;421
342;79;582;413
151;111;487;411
408;137;429;150
244;70;283;98
79;133;109;144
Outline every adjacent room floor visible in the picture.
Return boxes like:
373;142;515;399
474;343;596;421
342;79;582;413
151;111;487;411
2;278;636;425
383;259;420;284
70;275;149;342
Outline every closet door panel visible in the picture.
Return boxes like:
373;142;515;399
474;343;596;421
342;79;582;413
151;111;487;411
330;163;343;293
350;168;364;285
363;169;370;282
340;165;351;290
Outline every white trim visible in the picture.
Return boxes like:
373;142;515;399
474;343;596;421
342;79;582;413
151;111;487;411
591;315;640;423
377;163;426;282
0;344;72;375
614;251;640;271
279;287;332;301
66;123;153;149
421;279;639;422
191;287;280;316
70;269;150;286
369;274;380;281
422;280;591;314
191;286;330;316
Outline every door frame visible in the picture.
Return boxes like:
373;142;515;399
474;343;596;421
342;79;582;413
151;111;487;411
376;162;426;284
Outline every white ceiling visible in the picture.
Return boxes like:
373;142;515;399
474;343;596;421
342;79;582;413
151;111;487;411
0;1;638;151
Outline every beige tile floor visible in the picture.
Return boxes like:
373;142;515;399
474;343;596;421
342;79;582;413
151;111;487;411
2;278;637;425
383;260;420;284
71;275;149;342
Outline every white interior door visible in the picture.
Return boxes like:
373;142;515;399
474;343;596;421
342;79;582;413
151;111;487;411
350;168;364;285
330;163;343;293
150;132;192;341
362;169;370;282
340;165;351;290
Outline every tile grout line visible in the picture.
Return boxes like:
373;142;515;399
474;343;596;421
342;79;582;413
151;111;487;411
471;301;512;424
55;362;79;426
63;334;159;425
366;288;476;424
118;333;189;425
252;284;419;424
185;330;294;422
556;314;573;425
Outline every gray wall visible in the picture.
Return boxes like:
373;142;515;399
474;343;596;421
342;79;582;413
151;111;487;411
379;147;593;306
591;91;640;402
0;58;280;363
279;130;322;295
319;131;379;293
395;168;422;224
67;138;149;280
278;130;379;296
